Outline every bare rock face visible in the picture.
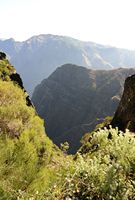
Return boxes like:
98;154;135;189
111;74;135;131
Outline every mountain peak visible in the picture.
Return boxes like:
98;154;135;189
1;34;135;94
32;64;135;153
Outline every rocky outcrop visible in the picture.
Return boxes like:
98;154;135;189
0;52;33;107
32;64;135;153
10;73;33;107
0;52;6;60
111;74;135;132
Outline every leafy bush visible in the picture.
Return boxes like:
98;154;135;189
81;116;113;145
51;128;135;200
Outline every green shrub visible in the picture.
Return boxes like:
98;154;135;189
52;128;135;200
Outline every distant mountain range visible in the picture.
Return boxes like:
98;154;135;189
1;34;135;94
32;64;135;153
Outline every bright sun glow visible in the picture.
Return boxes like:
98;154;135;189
1;0;135;49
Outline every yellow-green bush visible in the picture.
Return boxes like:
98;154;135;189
0;80;65;199
0;59;15;81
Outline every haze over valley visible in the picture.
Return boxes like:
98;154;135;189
1;34;135;95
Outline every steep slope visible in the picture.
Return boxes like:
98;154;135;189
111;74;135;132
0;53;66;199
1;35;135;94
32;64;135;153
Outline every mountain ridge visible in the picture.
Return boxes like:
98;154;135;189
32;64;135;153
1;34;135;94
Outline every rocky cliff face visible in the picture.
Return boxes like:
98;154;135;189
111;74;135;132
32;64;135;153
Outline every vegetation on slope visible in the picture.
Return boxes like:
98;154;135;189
0;55;135;199
0;79;67;198
0;58;15;80
0;57;68;199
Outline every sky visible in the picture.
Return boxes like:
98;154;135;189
1;0;135;49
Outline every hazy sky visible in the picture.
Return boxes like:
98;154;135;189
1;0;135;49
